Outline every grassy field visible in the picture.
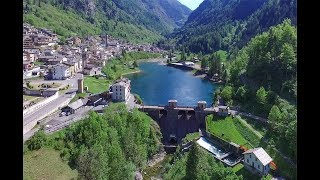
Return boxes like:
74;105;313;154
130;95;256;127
23;148;77;180
84;76;111;94
233;117;261;147
23;95;37;102
33;61;45;66
232;164;261;180
206;115;249;147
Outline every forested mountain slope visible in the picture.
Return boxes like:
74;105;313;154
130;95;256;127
168;0;297;53
23;0;191;43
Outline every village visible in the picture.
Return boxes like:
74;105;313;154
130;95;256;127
23;23;163;80
23;23;290;179
23;23;164;139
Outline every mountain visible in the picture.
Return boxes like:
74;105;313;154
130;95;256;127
23;0;191;43
159;0;192;27
168;0;297;53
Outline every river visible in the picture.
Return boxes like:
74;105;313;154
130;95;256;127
125;62;219;106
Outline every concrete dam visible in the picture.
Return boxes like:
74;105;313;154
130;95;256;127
138;100;217;145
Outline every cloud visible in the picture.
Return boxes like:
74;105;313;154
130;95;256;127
179;0;204;10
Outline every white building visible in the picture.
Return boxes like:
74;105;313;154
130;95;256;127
183;61;195;67
111;78;131;102
243;147;273;176
52;64;70;80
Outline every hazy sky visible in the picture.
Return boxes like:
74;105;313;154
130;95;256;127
179;0;204;10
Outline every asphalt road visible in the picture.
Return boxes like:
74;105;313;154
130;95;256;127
23;73;82;124
23;93;75;126
44;106;93;134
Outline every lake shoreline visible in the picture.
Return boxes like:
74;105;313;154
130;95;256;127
126;61;216;106
123;58;167;76
121;70;141;76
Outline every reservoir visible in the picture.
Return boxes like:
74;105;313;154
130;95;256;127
126;62;219;106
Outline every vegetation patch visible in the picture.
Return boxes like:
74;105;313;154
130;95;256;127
70;93;87;103
142;155;173;180
206;115;249;147
84;76;110;94
24;103;163;179
233;117;261;147
23;95;37;102
164;143;241;179
23;148;78;180
182;132;200;144
133;93;143;105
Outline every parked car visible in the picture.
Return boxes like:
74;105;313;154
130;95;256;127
59;112;66;117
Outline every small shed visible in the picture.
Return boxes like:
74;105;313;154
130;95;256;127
63;99;88;114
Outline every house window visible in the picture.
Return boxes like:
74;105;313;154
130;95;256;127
250;155;251;158
247;159;249;163
255;158;257;161
258;165;260;169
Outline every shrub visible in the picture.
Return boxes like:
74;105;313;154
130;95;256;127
26;130;47;151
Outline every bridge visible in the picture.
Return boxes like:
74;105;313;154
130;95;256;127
138;100;217;144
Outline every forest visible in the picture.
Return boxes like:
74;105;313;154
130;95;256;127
214;19;297;163
167;0;297;54
25;103;163;179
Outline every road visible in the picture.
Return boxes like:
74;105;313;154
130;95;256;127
23;93;75;126
213;106;268;123
44;106;93;134
23;73;83;136
236;115;263;139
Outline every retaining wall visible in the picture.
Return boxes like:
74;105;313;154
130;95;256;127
23;88;58;97
23;92;59;117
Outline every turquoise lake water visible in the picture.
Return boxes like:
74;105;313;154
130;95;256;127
125;62;219;106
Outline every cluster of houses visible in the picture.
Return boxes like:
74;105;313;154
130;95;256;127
23;23;164;80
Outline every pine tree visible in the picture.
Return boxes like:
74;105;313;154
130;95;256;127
186;142;199;179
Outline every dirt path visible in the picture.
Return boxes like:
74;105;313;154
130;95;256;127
237;116;297;167
236;116;263;139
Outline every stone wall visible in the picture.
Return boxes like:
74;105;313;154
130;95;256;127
140;106;214;144
23;88;58;97
203;131;243;155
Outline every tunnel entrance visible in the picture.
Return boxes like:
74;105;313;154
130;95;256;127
169;134;178;144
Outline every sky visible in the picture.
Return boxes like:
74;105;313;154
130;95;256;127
178;0;204;10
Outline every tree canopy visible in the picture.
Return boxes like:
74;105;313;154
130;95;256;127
25;103;162;179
